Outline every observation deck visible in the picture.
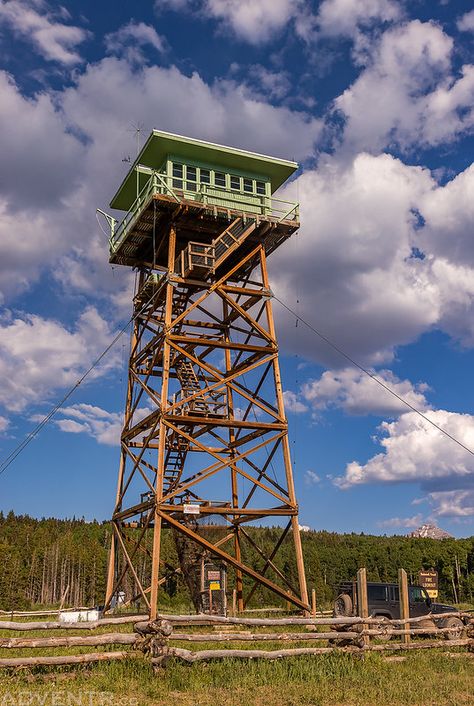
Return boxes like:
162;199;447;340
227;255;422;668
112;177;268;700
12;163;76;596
104;130;299;279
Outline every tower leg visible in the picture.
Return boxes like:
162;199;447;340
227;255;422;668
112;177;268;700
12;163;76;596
149;224;176;618
260;245;309;609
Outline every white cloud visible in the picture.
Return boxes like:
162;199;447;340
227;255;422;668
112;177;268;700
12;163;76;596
378;513;423;529
159;0;300;44
246;65;291;101
105;21;166;63
0;0;89;65
457;10;474;33
273;152;439;366
301;368;429;417
0;416;9;433
0;308;120;413
315;0;401;39
304;470;320;485
420;164;474;269
273;151;474;367
428;490;474;518
54;404;123;446
335;20;474;153
283;390;308;414
0;55;320;306
336;409;474;489
53;402;156;446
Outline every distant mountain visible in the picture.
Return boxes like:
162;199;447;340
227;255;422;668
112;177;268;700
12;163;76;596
409;523;453;539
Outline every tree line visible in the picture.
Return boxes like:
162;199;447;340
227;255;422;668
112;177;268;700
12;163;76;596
0;511;473;610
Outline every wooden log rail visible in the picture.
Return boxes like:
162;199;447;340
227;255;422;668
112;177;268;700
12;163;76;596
152;639;472;665
0;612;472;668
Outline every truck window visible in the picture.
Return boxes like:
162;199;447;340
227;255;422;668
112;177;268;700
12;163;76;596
409;586;425;603
368;585;387;601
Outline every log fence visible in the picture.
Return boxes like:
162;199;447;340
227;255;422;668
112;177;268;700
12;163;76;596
0;570;473;670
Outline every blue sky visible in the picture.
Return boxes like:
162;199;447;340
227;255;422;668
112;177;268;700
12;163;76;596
0;0;474;537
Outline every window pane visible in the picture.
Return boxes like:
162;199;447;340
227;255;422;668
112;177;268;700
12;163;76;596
243;178;253;193
215;172;226;187
172;178;183;189
172;163;183;178
187;166;197;181
187;181;197;192
409;587;424;603
230;175;240;190
256;181;266;195
368;585;387;601
200;169;210;184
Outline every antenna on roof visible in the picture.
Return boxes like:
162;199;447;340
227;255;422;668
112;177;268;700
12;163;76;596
128;121;146;198
129;120;146;157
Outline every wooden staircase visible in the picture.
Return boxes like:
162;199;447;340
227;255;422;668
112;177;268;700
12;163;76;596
178;216;257;278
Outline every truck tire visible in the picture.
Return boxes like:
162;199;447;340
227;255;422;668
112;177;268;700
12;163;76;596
374;615;393;641
334;593;353;617
442;616;464;641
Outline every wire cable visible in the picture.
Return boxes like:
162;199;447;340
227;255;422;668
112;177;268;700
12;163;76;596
273;294;474;458
0;281;164;479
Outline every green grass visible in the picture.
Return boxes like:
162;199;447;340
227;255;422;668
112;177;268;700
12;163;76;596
0;650;472;706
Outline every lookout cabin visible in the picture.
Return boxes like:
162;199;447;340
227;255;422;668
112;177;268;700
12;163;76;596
107;129;300;279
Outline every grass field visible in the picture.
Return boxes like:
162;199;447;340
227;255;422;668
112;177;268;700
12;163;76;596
0;649;473;706
1;610;473;706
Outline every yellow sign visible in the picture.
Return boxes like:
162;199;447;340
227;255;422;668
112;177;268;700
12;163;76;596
209;581;221;591
418;570;438;600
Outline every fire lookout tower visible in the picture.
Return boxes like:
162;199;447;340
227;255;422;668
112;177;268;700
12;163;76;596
103;130;309;617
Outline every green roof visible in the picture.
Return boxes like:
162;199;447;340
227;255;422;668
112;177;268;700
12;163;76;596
110;129;298;211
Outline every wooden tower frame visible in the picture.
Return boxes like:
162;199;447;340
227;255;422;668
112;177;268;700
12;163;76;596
103;131;309;617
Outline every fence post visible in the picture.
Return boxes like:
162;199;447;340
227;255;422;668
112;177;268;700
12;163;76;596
357;567;369;646
311;589;316;617
398;568;410;645
232;589;237;616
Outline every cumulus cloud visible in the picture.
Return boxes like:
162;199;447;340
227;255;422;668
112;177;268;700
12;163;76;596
336;409;474;489
457;10;474;33
0;308;120;413
53;402;156;446
54;404;123;446
428;489;474;518
104;20;167;63
314;0;401;39
0;54;320;306
0;0;89;64
377;514;423;529
304;470;321;485
273;150;474;367
273;152;438;365
301;368;430;417
283;390;308;414
334;20;474;153
158;0;300;44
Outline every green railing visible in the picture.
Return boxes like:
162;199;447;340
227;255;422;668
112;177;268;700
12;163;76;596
109;170;299;255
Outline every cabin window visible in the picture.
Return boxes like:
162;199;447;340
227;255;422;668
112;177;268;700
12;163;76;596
256;181;266;195
243;178;253;193
215;172;226;187
230;175;241;190
172;163;183;189
186;166;197;192
200;168;211;184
